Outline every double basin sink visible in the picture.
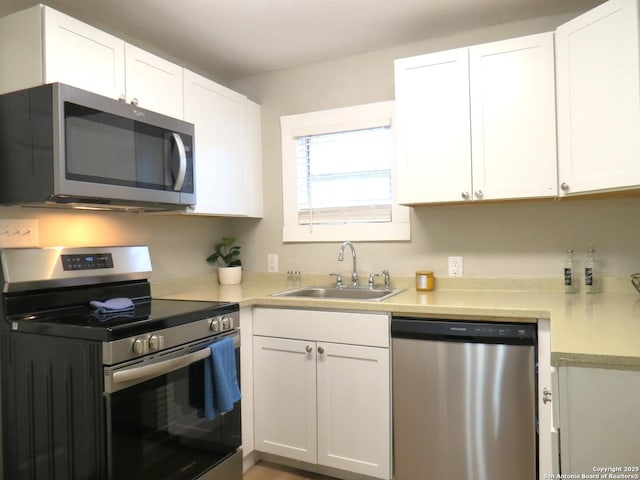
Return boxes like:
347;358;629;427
272;285;404;302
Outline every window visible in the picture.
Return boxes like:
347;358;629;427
281;101;410;242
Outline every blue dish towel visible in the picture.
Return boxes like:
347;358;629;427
89;297;134;314
204;336;241;420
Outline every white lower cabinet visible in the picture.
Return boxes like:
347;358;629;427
558;365;640;472
252;308;391;480
537;318;558;479
254;336;317;463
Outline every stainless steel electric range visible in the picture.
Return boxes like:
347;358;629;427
0;245;241;480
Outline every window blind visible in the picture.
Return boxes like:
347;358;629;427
295;126;392;227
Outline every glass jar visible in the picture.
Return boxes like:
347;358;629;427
416;271;435;291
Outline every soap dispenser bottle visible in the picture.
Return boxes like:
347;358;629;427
584;245;598;294
564;245;578;294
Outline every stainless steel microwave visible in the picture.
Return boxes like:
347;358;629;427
0;83;195;211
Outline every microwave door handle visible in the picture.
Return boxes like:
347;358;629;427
171;132;187;191
113;347;210;385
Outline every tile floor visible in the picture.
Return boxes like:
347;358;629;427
243;462;336;480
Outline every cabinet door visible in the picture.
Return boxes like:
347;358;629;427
470;32;557;200
537;319;558;478
43;7;126;99
394;48;472;204
558;366;640;472
183;70;248;215
556;0;640;195
0;6;46;95
253;336;317;463
316;342;390;479
124;44;183;119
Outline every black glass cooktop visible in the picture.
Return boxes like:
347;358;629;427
3;298;238;342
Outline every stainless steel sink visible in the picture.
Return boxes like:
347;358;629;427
272;285;404;302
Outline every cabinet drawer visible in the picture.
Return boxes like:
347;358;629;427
253;308;389;348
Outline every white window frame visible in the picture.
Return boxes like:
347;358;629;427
281;101;410;242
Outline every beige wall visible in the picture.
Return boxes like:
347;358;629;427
0;206;233;281
229;8;640;279
4;2;634;283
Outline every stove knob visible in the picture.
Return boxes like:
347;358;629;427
209;318;221;332
222;317;232;330
148;334;165;351
132;338;149;355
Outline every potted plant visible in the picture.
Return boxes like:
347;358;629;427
207;237;242;285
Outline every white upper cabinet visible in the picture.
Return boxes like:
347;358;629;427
183;69;263;217
0;6;125;98
123;44;184;119
0;5;184;118
0;5;263;217
244;98;264;218
43;7;126;100
395;48;472;204
469;33;557;200
556;0;640;196
395;32;557;204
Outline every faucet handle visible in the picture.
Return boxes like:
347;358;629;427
368;270;391;289
382;270;391;289
368;272;383;287
329;272;343;287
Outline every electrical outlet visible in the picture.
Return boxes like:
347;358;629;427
448;256;463;277
0;218;39;248
267;253;278;273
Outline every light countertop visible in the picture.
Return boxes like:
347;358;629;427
152;273;640;369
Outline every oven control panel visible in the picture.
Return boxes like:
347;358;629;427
102;310;240;365
61;252;114;271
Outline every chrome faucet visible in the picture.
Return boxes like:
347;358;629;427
338;241;358;286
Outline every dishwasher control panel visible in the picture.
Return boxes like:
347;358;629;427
391;318;536;345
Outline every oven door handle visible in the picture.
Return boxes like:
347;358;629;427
113;347;210;385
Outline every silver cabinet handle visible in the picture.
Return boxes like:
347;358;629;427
130;97;139;106
317;346;325;354
461;191;470;200
543;387;552;404
560;182;570;192
305;345;312;353
171;132;187;191
475;190;484;199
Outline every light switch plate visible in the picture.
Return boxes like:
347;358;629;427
0;219;39;248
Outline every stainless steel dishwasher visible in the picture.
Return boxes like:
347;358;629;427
391;318;537;480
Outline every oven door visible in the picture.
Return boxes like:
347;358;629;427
103;331;241;480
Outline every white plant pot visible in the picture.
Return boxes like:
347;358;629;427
218;266;242;285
